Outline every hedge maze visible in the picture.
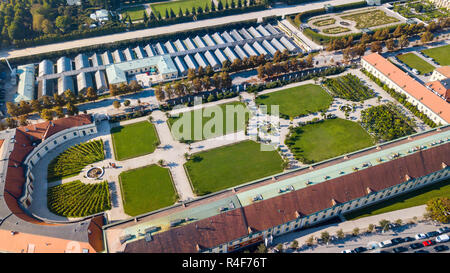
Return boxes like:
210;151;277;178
47;180;111;217
47;140;105;181
324;74;375;102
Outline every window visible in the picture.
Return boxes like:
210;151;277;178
53;140;57;145
44;146;48;151
74;132;77;136
63;136;67;140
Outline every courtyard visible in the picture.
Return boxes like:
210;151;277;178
111;120;160;161
119;164;178;216
185;140;284;196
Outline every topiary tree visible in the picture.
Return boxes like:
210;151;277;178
113;100;121;109
320;231;330;244
336;229;345;239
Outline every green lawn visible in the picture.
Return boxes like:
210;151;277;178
345;178;450;220
285;118;374;163
168;102;250;142
121;6;148;21
185;140;284;196
396;53;435;74
421;44;450;66
119;164;177;216
255;84;333;119
150;0;210;17
111;121;159;161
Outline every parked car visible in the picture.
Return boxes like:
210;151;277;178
415;233;427;240
426;231;439;238
353;247;367;253
392;246;408;253
422;240;435;247
437;227;450;234
403;237;415;242
433;245;449;252
391;237;405;245
436;234;449;243
378;240;393;248
409;243;423;250
414;250;429;253
341;249;355;253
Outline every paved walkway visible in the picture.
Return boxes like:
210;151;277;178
0;0;363;59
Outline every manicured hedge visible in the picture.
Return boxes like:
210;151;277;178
47;180;111;217
47;140;105;182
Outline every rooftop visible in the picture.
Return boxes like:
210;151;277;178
363;53;450;123
435;66;450;78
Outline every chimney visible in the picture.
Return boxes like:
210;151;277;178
366;187;373;194
295;211;301;218
442;162;447;169
248;226;254;234
195;244;201;252
331;199;337;206
405;174;411;181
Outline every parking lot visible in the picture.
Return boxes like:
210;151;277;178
271;219;450;253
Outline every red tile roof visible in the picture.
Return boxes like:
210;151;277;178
426;80;450;102
363;53;450;123
435;66;450;78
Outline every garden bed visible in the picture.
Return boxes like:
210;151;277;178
322;26;351;35
324;74;375;101
341;9;399;29
47;180;111;217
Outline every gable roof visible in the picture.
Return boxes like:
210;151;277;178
363;53;450;123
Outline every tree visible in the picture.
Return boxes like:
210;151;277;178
155;85;165;101
64;89;76;103
424;197;449;223
53;106;65;118
40;108;54;121
6;102;19;117
306;236;314;246
352;227;360;236
420;31;433;44
320;231;330;244
275;243;283;253
255;243;267;253
53;93;65;106
399;35;409;49
110;84;119;97
5;117;17;128
290;240;299;249
367;224;375;233
18;115;28;126
187;68;197;81
370;41;382;53
336;229;345;239
65;102;78;116
379;219;390;232
123;100;131;107
31;99;42;113
129;80;142;92
86;87;98;101
157;159;165;166
113;100;121;109
55;16;71;33
385;39;395;51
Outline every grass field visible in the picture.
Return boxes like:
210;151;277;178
341;9;399;29
121;6;147;21
185;140;284;195
119;164;177;216
168;102;249;141
150;0;210;17
396;53;435;74
421;44;450;66
286;118;374;163
111;121;159;161
255;84;333;119
344;178;450;220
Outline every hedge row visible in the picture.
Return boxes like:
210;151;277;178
47;180;111;217
47;140;105;181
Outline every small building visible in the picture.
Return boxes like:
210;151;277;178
94;70;108;92
264;24;279;35
14;64;35;102
183;54;198;70
214;49;228;65
102;51;114;65
270;38;287;52
174;39;187;52
144;45;156;57
184;38;197;50
194;53;208;68
202;34;216;47
212;32;226;45
90;9;110;22
230;29;244;41
247;26;262;38
57;57;72;73
223;47;238;62
221;31;235;43
262;40;277;56
426;78;450;102
38;60;54;77
193;36;207;48
252;41;269;56
91;53;103;67
74;54;89;70
113;50;125;63
239;28;253;40
234;45;249;60
164;41;177;54
279;36;297;52
77;72;94;93
134;46;146;59
155;43;168;55
256;25;271;37
58;76;74;95
38;79;54;98
243;43;258;57
173;56;188;76
430;66;450;82
204;51;221;70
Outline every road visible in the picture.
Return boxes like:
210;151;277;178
0;0;362;60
